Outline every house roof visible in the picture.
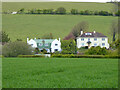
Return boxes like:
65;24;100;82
79;32;107;37
34;39;55;43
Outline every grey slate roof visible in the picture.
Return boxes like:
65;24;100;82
79;32;107;37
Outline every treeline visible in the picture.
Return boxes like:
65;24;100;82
3;7;120;16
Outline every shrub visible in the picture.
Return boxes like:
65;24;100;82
55;7;66;14
18;55;44;58
51;54;120;58
85;46;108;55
2;41;34;57
71;9;79;15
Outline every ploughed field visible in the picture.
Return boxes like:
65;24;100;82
2;14;118;42
2;58;118;88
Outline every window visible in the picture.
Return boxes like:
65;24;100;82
102;43;105;46
55;44;58;46
45;43;48;46
88;38;90;41
85;33;92;35
39;43;43;46
94;38;97;41
94;43;97;46
81;38;84;41
55;49;58;51
81;43;84;46
102;38;105;41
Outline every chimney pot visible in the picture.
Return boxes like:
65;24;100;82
81;31;83;35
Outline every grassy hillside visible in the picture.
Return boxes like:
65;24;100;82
3;58;118;88
2;14;118;42
2;2;115;12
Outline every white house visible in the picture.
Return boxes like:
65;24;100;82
27;38;61;53
77;31;109;49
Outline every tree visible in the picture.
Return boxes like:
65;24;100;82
61;39;76;54
63;32;75;40
2;41;33;57
110;20;118;42
0;31;10;44
71;21;89;54
56;7;66;14
43;9;49;14
86;46;108;55
42;33;54;39
71;9;78;15
17;8;25;14
37;9;42;14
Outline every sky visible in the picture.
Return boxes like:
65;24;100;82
2;0;120;2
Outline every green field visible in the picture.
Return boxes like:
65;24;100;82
2;14;118;42
2;2;115;12
2;58;118;88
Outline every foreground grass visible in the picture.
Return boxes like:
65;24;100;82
2;58;118;88
2;14;118;42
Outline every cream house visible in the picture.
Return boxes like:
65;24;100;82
77;31;109;49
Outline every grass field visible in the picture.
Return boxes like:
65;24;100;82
2;2;115;12
2;58;118;88
2;14;118;42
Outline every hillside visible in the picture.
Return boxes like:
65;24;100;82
2;2;115;12
2;14;118;42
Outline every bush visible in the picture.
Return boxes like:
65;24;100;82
2;41;34;57
55;7;66;14
18;55;44;58
51;54;120;58
71;9;79;15
85;46;108;55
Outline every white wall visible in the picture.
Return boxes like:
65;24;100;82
77;37;109;49
51;39;61;53
27;39;37;48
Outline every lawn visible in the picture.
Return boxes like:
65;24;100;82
2;14;118;42
2;2;115;12
2;58;118;88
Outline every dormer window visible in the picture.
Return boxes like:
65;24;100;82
45;43;48;46
39;43;43;46
85;33;92;35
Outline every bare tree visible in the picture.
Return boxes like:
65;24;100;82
72;21;89;54
111;20;118;42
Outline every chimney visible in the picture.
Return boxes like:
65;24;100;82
81;31;83;35
59;38;60;41
94;31;96;33
27;37;29;42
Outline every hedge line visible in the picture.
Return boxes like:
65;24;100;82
51;54;120;58
2;54;120;58
18;55;45;58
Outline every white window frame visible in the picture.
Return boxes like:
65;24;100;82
102;43;105;46
94;38;97;41
45;43;48;46
102;38;105;41
81;43;84;46
94;43;97;46
39;43;43;46
55;44;58;46
81;38;84;41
